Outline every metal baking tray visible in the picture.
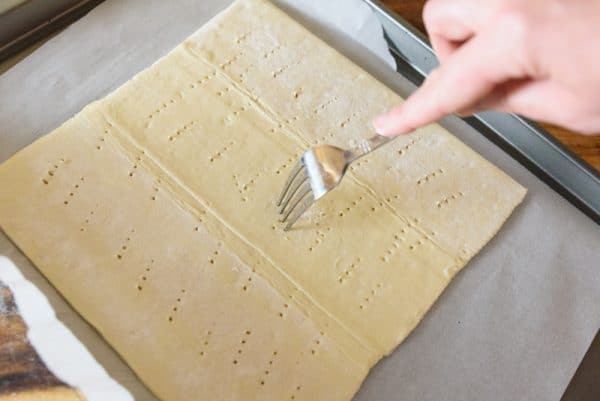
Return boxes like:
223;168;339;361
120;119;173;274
365;0;600;225
0;0;104;62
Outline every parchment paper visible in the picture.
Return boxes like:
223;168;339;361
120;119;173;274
0;1;598;400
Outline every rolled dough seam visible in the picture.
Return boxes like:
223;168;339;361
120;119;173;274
182;43;460;263
183;44;314;149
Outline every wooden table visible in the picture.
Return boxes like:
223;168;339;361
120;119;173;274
381;0;600;171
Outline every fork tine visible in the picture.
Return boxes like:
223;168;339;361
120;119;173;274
283;196;315;231
278;171;309;214
276;159;304;207
280;181;312;222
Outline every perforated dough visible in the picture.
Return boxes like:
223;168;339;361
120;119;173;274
0;1;526;400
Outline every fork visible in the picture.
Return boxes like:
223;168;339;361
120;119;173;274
277;134;395;230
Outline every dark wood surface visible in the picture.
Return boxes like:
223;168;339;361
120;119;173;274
561;329;600;401
381;0;600;171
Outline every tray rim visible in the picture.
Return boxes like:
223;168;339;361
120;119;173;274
0;0;105;63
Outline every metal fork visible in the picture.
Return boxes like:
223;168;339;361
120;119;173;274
277;134;395;230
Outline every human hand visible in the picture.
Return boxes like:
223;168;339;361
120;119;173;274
373;0;600;136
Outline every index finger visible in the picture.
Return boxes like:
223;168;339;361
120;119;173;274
373;27;527;136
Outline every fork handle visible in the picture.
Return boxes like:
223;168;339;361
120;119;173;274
345;134;396;162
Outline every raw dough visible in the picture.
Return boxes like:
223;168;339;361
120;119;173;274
0;0;526;400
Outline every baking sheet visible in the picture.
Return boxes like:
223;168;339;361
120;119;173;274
0;1;598;400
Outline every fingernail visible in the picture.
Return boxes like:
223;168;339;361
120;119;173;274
372;113;393;136
372;115;386;133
